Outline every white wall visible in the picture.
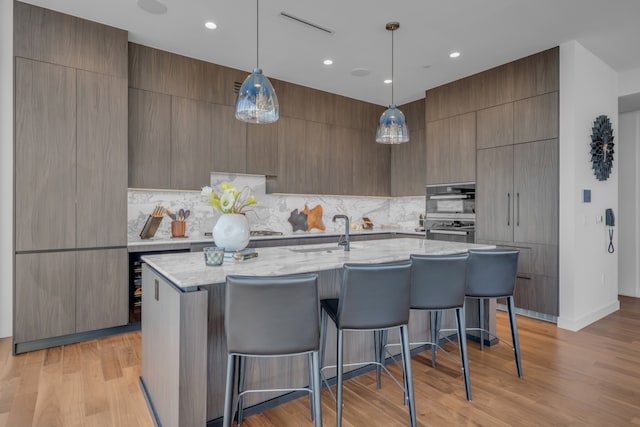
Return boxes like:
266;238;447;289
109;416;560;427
618;111;640;297
619;67;640;97
558;41;620;331
0;0;13;338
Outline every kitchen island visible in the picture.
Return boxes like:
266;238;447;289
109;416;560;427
140;238;495;427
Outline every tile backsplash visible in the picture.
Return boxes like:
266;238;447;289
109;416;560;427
128;173;425;241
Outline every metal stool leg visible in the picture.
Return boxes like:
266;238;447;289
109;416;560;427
237;356;246;425
455;307;472;400
507;296;523;378
223;354;236;427
429;311;438;367
336;329;344;427
308;352;315;421
311;350;323;427
374;330;382;389
399;325;417;427
479;298;485;350
320;309;328;372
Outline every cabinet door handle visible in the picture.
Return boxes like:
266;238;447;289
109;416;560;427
155;279;159;301
516;192;520;226
507;193;511;226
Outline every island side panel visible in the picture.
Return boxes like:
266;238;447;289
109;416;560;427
141;264;208;427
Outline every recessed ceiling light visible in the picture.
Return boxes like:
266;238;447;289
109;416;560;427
323;59;333;65
449;51;461;58
384;79;392;84
205;21;217;30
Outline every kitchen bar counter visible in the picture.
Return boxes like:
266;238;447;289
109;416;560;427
142;238;491;291
140;238;495;427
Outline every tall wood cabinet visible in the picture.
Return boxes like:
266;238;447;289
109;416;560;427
428;47;560;318
14;2;129;351
475;91;559;316
426;112;476;185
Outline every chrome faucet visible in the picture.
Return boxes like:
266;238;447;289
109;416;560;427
332;214;350;251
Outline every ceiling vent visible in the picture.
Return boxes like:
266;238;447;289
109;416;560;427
279;12;335;35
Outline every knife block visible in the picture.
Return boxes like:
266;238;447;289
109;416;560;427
140;215;163;239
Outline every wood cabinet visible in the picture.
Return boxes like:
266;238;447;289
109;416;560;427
246;122;278;176
14;252;76;343
211;104;247;174
15;249;129;345
477;139;558;246
513;139;558;245
14;1;128;78
128;88;171;189
476;145;514;242
76;249;128;333
390;128;427;196
15;58;77;252
477;103;514;149
171;96;212;190
76;71;128;247
426;112;476;185
514;92;559;144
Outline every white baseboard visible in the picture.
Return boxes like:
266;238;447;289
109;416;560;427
557;300;620;331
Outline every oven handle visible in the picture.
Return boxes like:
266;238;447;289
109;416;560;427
428;229;471;236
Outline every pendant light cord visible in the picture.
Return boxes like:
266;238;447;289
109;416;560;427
256;0;259;68
391;28;394;105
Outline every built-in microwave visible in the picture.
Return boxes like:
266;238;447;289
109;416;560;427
426;182;475;216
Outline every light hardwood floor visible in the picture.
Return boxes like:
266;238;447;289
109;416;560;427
2;297;639;427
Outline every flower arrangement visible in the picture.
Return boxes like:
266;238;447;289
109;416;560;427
202;183;257;214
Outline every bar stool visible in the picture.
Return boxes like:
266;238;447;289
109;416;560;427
319;261;416;427
223;274;322;427
383;253;472;400
465;249;522;378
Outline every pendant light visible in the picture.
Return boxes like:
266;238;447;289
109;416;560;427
235;0;279;123
376;22;409;144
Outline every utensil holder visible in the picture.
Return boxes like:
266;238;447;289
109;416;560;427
140;215;163;239
171;220;186;238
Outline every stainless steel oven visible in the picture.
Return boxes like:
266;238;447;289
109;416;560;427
426;183;475;243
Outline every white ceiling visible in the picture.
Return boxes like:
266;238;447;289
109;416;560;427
19;0;640;106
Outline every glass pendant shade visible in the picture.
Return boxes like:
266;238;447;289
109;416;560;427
235;68;279;123
376;105;409;144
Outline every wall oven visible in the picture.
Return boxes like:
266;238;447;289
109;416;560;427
426;183;475;244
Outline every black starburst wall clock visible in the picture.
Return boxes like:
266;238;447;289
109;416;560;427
590;115;614;181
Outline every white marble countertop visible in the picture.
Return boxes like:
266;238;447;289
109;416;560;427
142;238;494;291
128;227;426;252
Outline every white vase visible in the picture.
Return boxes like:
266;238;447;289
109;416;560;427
213;213;250;252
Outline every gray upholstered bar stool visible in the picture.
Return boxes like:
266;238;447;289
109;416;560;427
465;249;522;377
383;253;472;401
223;274;322;427
319;261;416;427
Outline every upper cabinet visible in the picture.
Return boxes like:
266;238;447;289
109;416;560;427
426;112;476;185
172;97;213;190
390;99;427;196
477;103;514;149
14;1;128;78
15;59;77;252
514;92;559;144
128;88;171;189
127;44;388;195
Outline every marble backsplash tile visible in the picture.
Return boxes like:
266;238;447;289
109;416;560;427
128;173;425;241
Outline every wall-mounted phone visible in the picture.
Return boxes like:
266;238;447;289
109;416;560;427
606;208;615;253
